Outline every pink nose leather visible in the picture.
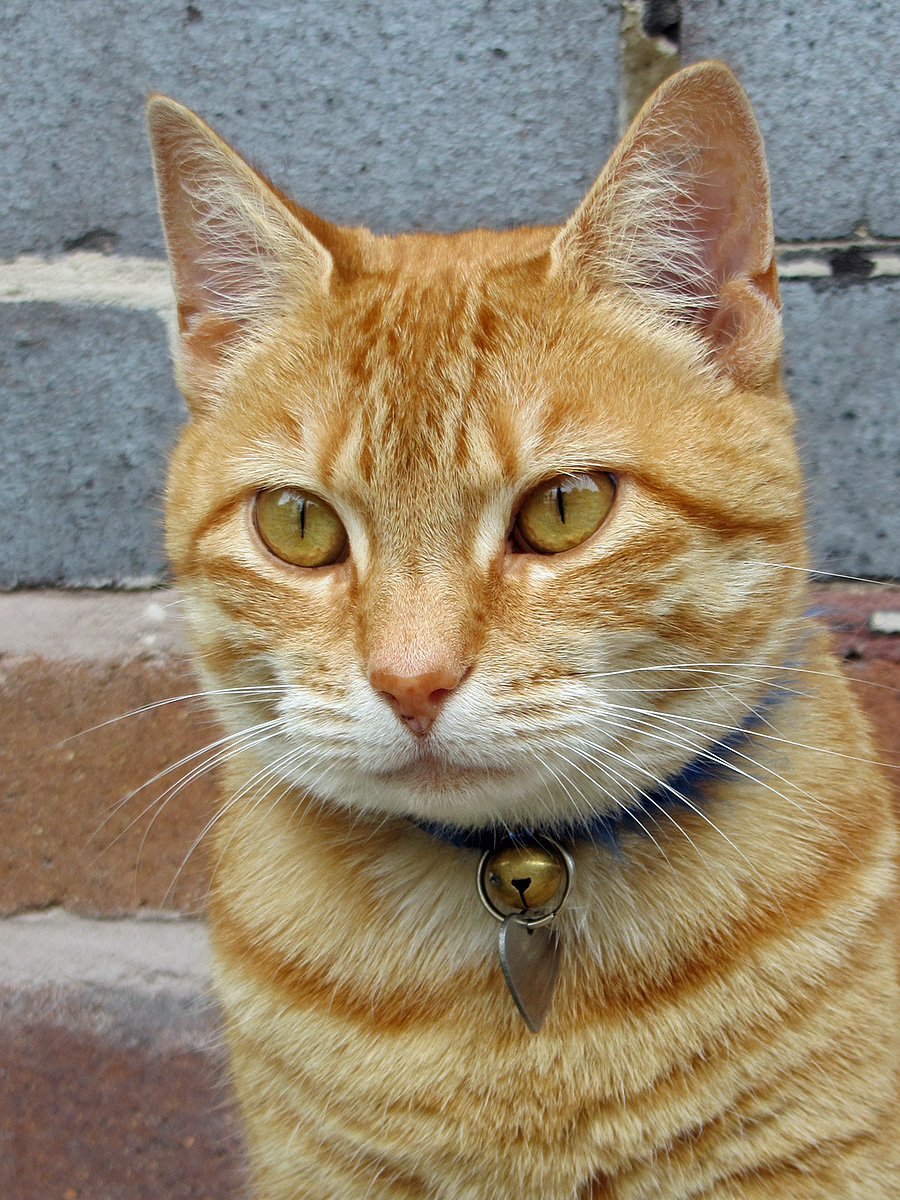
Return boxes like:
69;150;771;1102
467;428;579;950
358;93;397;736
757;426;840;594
369;665;466;736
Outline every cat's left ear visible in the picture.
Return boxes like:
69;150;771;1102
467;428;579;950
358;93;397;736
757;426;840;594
147;96;333;409
552;62;780;388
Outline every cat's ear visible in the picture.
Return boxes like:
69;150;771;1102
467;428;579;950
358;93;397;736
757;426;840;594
146;96;333;408
552;61;780;388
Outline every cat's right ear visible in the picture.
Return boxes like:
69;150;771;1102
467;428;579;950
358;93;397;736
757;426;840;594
551;62;781;390
146;96;333;410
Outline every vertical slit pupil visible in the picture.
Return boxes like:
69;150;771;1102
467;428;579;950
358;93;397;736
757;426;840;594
299;498;307;538
556;486;566;524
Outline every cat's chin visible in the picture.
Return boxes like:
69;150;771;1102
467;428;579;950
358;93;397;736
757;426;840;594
294;754;604;830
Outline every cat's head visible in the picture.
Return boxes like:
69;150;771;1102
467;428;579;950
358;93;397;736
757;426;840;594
148;62;806;831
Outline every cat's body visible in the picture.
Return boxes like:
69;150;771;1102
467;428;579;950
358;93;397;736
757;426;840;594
148;64;900;1198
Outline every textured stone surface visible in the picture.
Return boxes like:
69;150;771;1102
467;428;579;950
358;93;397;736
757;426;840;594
0;978;245;1200
0;909;210;989
0;0;620;258
0;303;184;587
682;0;900;240
1;588;898;919
2;276;899;585
0;588;189;661
0;652;216;914
781;278;900;578
0;591;208;915
813;585;900;664
0;916;244;1199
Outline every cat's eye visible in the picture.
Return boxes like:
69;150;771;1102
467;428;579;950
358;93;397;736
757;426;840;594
514;472;616;554
254;487;347;567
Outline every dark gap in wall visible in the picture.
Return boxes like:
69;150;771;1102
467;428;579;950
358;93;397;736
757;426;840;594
641;0;681;47
62;228;120;253
829;246;876;279
620;1;681;130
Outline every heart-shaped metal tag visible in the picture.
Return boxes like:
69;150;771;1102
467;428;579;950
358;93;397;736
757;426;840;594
498;915;560;1032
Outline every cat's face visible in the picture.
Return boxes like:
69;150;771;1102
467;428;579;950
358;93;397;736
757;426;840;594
153;63;806;829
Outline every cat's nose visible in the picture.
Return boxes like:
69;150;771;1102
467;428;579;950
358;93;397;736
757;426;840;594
369;665;467;736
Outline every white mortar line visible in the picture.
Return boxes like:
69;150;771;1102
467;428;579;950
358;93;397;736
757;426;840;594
775;256;832;279
776;240;900;279
0;252;175;313
0;587;189;660
2;246;899;312
0;909;210;990
871;252;900;276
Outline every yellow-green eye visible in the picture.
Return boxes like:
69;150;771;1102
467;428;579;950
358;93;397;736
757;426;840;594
254;487;347;567
514;472;615;554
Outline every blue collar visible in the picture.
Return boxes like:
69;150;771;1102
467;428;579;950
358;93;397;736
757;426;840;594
413;687;791;854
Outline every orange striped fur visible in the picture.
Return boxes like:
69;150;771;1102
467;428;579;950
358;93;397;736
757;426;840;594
148;63;899;1197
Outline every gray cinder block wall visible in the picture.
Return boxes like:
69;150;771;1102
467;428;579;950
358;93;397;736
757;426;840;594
0;0;898;585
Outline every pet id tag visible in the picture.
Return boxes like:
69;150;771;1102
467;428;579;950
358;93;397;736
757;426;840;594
477;837;574;1032
498;915;560;1032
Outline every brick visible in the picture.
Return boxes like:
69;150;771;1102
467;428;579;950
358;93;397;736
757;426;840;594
0;655;216;915
0;593;213;915
781;279;900;578
2;589;899;919
0;303;183;587
0;0;620;259
810;585;900;811
682;0;900;240
810;585;900;663
0;1016;244;1200
0;914;245;1200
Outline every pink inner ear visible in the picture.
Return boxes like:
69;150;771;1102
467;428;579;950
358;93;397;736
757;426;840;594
692;148;773;291
679;144;782;384
148;95;336;411
663;148;769;327
182;312;244;355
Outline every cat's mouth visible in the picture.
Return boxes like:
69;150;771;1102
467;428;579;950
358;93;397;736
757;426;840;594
309;722;579;826
375;754;514;791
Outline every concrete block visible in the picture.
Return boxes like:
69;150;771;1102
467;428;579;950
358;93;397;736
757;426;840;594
0;0;620;258
0;303;183;587
780;278;900;577
682;1;900;240
2;276;897;586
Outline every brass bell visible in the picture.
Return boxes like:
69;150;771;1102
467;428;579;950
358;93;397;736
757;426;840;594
481;839;567;914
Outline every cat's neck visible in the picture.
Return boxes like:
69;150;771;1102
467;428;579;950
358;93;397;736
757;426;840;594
412;684;793;853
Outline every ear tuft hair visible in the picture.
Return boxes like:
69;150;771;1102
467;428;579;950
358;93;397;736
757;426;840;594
553;62;781;388
146;96;333;408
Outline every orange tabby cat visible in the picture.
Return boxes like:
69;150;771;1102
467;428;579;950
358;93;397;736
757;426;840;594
147;63;899;1198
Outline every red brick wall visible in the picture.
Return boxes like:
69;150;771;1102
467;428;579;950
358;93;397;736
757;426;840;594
2;585;898;1198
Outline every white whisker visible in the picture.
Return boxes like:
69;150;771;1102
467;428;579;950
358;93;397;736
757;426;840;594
93;715;285;844
166;738;320;906
595;697;900;772
62;684;290;747
555;729;784;911
583;708;856;858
